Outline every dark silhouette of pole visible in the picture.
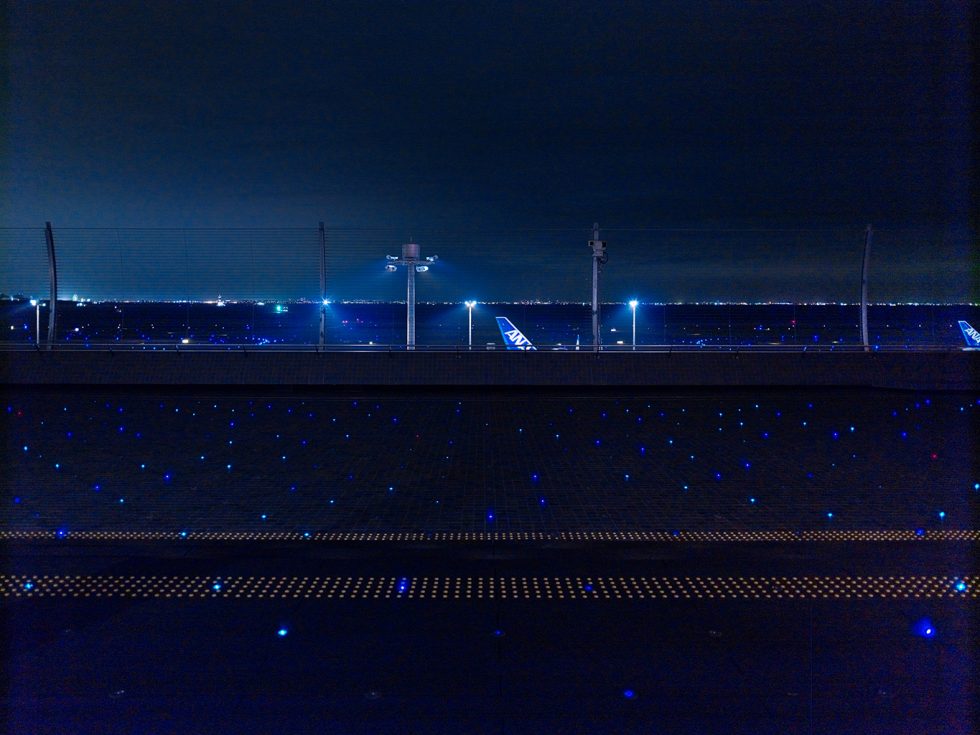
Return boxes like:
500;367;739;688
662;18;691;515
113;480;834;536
861;224;872;350
589;223;607;351
44;222;58;349
318;222;327;348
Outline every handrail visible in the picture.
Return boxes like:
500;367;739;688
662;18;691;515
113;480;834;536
0;342;968;353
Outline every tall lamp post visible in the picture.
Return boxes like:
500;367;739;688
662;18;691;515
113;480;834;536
629;300;638;350
464;301;476;349
30;299;39;346
385;242;438;350
589;223;607;351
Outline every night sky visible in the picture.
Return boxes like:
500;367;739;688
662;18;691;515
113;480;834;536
2;1;975;301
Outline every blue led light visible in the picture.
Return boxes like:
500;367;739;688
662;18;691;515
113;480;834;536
212;582;222;591
938;511;945;519
179;530;188;538
531;473;539;481
914;619;935;638
915;528;925;536
22;445;28;452
24;581;34;590
954;581;967;593
493;629;504;637
277;628;288;637
826;512;834;519
623;689;635;699
749;497;756;504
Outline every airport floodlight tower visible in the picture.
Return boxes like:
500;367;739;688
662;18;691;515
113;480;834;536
385;241;438;349
589;223;607;351
629;299;639;350
464;301;477;349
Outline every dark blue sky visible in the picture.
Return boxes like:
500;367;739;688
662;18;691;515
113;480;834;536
1;1;975;301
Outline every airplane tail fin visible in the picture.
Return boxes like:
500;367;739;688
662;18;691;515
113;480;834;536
958;321;980;348
495;317;536;350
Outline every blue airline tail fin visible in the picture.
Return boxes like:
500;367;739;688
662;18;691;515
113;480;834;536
958;321;980;348
495;317;536;350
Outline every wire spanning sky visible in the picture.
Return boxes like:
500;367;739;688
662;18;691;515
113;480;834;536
2;1;975;301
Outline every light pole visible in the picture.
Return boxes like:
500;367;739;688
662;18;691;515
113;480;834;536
629;300;638;350
30;299;39;346
385;242;438;349
464;301;476;349
589;223;607;351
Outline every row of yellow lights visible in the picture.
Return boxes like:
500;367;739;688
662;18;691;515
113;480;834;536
1;530;977;542
4;575;974;600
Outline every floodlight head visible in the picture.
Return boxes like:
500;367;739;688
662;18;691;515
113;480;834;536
464;300;477;308
415;265;429;273
629;300;638;309
30;299;37;306
386;255;398;261
385;264;398;272
322;299;331;306
425;255;438;262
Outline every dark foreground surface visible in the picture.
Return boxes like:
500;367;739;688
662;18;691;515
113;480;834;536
3;538;976;735
2;386;977;733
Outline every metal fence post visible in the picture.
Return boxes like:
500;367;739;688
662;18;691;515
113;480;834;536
319;222;327;348
861;224;872;351
44;222;58;348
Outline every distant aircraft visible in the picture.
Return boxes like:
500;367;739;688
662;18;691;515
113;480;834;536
495;316;537;351
958;321;980;349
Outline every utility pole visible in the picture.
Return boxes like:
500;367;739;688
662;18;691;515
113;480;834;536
589;223;607;351
318;222;327;348
44;222;58;349
860;224;872;351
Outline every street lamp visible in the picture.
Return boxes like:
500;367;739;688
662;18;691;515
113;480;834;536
464;301;476;349
629;300;638;350
384;242;438;349
30;299;39;346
